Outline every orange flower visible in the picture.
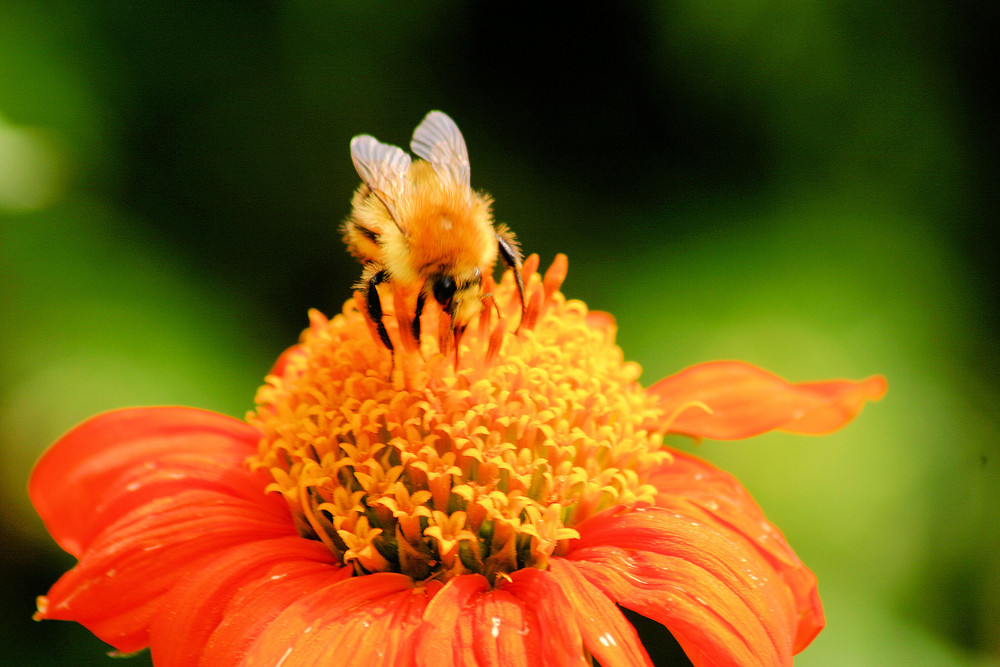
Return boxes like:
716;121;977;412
31;254;886;666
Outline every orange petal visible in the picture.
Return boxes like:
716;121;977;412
416;574;544;667
547;559;653;667
36;488;300;653
648;361;887;439
148;537;343;667
646;451;823;651
29;407;269;556
566;505;803;666
200;559;350;665
501;569;591;667
244;573;430;667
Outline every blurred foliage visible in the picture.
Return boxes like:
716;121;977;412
2;1;997;665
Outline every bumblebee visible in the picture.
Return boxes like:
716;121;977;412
342;111;525;356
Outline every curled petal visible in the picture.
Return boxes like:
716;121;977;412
547;560;653;667
566;505;803;666
416;574;545;667
649;361;887;439
29;407;271;556
414;570;599;667
500;569;590;667
415;575;487;666
244;573;430;667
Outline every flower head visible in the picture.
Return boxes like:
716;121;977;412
31;254;886;666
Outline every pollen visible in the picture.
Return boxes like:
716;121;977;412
247;254;671;583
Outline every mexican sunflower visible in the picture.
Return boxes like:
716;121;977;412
30;253;886;666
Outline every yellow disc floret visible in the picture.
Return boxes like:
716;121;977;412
247;254;670;583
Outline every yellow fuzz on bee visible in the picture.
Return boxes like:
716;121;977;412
247;255;670;583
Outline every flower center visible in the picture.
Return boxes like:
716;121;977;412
247;255;670;584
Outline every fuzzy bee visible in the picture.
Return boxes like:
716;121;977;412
342;111;526;357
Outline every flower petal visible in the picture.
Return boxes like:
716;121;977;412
200;558;350;666
648;361;887;439
244;573;431;667
29;407;269;556
147;536;342;667
646;450;823;651
547;559;653;667
413;575;486;666
416;574;543;667
36;486;299;653
415;571;589;667
566;505;803;666
499;568;590;667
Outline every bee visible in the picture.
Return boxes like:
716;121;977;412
342;110;526;358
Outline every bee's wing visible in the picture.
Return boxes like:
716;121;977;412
350;134;411;202
410;111;471;189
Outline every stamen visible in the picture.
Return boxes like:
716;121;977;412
486;316;506;365
520;288;543;332
542;253;568;303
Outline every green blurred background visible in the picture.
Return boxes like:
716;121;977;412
2;1;997;665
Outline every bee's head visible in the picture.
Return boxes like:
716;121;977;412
432;267;483;326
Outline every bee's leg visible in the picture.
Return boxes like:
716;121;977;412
453;324;467;368
365;268;394;352
495;230;526;325
411;290;426;344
